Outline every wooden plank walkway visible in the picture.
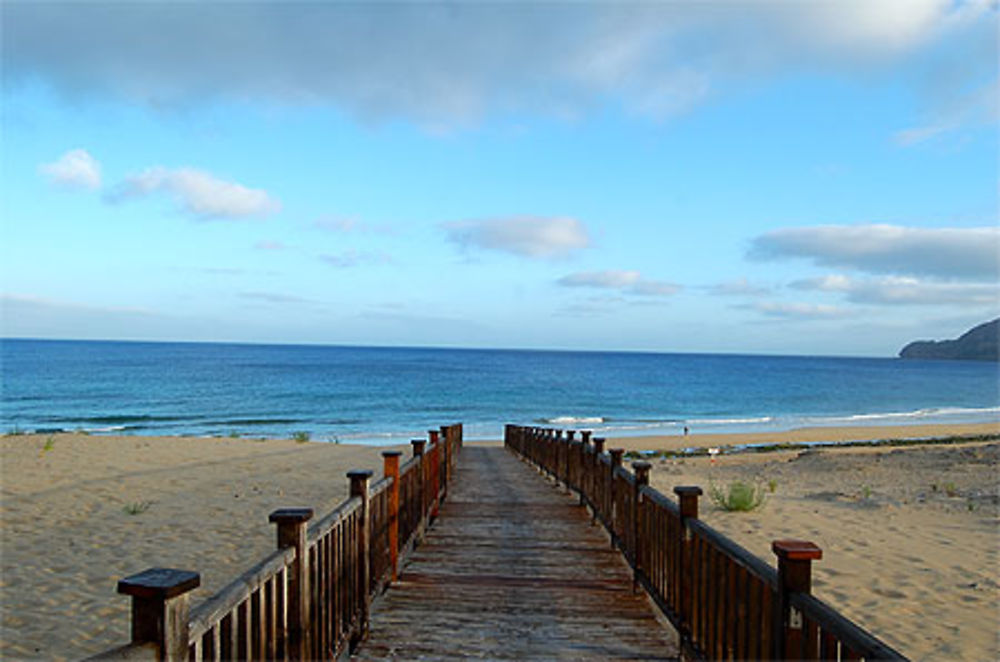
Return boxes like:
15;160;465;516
353;446;679;660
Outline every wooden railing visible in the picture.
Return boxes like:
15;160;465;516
505;424;908;662
89;424;462;661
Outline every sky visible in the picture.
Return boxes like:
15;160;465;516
1;1;997;357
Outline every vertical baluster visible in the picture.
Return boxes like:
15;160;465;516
631;461;651;592
347;469;372;651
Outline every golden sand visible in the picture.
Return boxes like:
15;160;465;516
613;422;999;662
1;422;997;660
0;434;408;660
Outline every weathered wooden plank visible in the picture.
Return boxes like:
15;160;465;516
353;446;678;660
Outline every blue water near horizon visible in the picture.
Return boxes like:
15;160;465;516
1;338;998;444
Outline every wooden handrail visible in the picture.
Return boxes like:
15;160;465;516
504;423;908;662
92;423;464;661
187;546;297;642
789;591;906;661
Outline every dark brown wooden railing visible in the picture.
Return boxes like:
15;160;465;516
89;424;462;662
505;424;908;662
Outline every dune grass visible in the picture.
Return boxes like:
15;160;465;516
708;480;767;512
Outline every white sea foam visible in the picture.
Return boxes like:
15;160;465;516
805;406;1000;426
546;416;605;425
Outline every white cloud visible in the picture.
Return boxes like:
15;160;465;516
255;240;286;251
315;216;361;233
559;270;641;288
240;291;317;305
893;76;998;146
4;2;991;125
750;225;999;280
709;278;771;297
892;123;955;146
38;149;101;190
319;250;392;268
108;167;280;220
749;301;852;320
791;274;999;307
445;216;590;259
558;270;680;297
313;216;394;235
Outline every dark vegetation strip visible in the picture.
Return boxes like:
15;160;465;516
624;433;1000;460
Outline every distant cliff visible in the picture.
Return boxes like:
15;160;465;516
899;319;999;361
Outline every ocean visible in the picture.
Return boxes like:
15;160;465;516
1;338;997;444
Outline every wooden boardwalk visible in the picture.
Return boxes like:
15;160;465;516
353;445;679;660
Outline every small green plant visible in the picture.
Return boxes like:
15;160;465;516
123;501;151;515
767;479;778;494
292;431;310;443
708;480;766;512
860;484;872;500
966;499;976;512
38;435;56;458
943;482;958;497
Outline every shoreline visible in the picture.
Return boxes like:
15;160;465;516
7;407;999;446
601;421;1000;452
7;418;999;450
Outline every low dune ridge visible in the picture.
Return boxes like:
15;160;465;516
628;426;999;662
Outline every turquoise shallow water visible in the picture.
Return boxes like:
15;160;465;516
2;338;997;444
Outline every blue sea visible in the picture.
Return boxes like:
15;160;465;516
1;338;997;444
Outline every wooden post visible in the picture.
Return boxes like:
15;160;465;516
674;486;702;650
576;434;587;506
591;437;605;524
348;470;373;649
411;439;426;543
581;430;592;444
632;461;651;591
427;430;441;517
559;430;570;492
382;451;402;582
772;540;823;661
609;448;624;549
440;425;450;501
117;568;200;662
268;507;314;661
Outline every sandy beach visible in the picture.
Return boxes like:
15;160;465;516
611;422;999;662
0;433;411;660
1;422;998;660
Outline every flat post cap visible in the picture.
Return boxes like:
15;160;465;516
346;469;374;480
772;540;823;561
674;486;704;496
269;508;314;523
118;568;200;599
